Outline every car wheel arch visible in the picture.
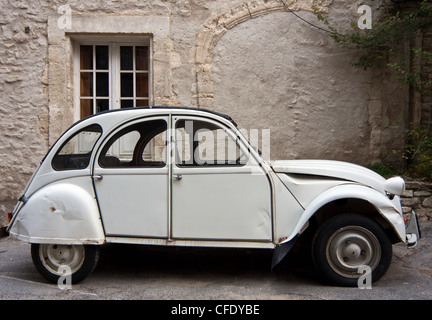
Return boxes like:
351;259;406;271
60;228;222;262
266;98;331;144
282;184;405;246
8;182;105;244
307;198;401;244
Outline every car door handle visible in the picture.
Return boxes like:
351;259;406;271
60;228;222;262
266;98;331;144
93;175;103;180
174;174;182;180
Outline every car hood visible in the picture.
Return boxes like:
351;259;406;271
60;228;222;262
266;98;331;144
270;160;387;194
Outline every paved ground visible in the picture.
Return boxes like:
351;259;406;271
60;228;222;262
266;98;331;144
0;220;431;301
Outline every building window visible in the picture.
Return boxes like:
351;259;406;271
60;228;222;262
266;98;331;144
76;42;151;119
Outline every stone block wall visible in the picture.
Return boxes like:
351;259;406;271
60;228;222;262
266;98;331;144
402;179;432;222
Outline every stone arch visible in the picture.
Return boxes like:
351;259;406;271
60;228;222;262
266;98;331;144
192;0;331;109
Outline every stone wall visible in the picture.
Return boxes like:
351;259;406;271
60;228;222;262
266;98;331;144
402;179;432;222
0;0;412;226
0;0;51;226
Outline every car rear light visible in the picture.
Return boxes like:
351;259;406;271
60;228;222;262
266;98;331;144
403;216;408;224
8;212;12;222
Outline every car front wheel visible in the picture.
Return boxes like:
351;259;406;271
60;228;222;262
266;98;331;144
31;243;100;284
312;213;392;287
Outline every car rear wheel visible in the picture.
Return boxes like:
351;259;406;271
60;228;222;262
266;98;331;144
312;213;392;287
31;243;100;284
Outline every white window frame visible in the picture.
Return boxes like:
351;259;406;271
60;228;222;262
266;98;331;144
72;35;152;121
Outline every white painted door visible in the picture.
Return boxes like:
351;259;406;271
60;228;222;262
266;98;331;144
171;117;273;241
93;116;169;238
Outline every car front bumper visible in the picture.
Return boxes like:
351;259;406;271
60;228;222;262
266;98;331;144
406;210;421;248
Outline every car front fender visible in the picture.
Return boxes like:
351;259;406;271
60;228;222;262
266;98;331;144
8;182;105;244
282;183;406;244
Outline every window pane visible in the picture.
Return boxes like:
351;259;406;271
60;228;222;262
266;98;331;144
99;120;167;168
121;73;133;97
136;99;149;107
80;72;93;97
96;72;109;97
120;46;133;70
175;121;192;164
142;130;166;163
96;99;109;113
175;120;244;166
196;128;242;165
121;99;133;108
52;124;102;171
136;46;149;70
136;73;148;97
96;45;109;70
104;130;140;164
80;99;93;118
80;45;93;70
78;43;151;116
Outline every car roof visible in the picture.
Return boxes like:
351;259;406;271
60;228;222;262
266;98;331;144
42;106;238;164
85;106;238;127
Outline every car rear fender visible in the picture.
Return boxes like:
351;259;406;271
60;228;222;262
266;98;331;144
8;180;105;244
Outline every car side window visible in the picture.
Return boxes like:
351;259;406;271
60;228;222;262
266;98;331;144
99;119;167;168
175;119;246;166
52;124;102;170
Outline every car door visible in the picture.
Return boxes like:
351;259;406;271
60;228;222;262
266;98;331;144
171;116;273;241
93;116;169;238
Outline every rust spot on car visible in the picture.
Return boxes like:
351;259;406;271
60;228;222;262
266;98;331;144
278;237;288;243
50;207;55;213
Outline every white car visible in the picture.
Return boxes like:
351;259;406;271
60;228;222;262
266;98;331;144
6;107;421;286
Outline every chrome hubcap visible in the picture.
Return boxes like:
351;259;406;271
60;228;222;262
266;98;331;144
326;226;381;278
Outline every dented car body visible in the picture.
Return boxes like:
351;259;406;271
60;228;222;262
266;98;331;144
7;107;421;286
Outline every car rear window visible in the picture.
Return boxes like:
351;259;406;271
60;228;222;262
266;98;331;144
52;124;102;170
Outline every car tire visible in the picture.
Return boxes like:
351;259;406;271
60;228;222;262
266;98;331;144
312;213;392;287
31;243;100;284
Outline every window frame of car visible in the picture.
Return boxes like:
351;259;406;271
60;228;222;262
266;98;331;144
51;124;103;171
94;116;168;170
173;116;250;168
